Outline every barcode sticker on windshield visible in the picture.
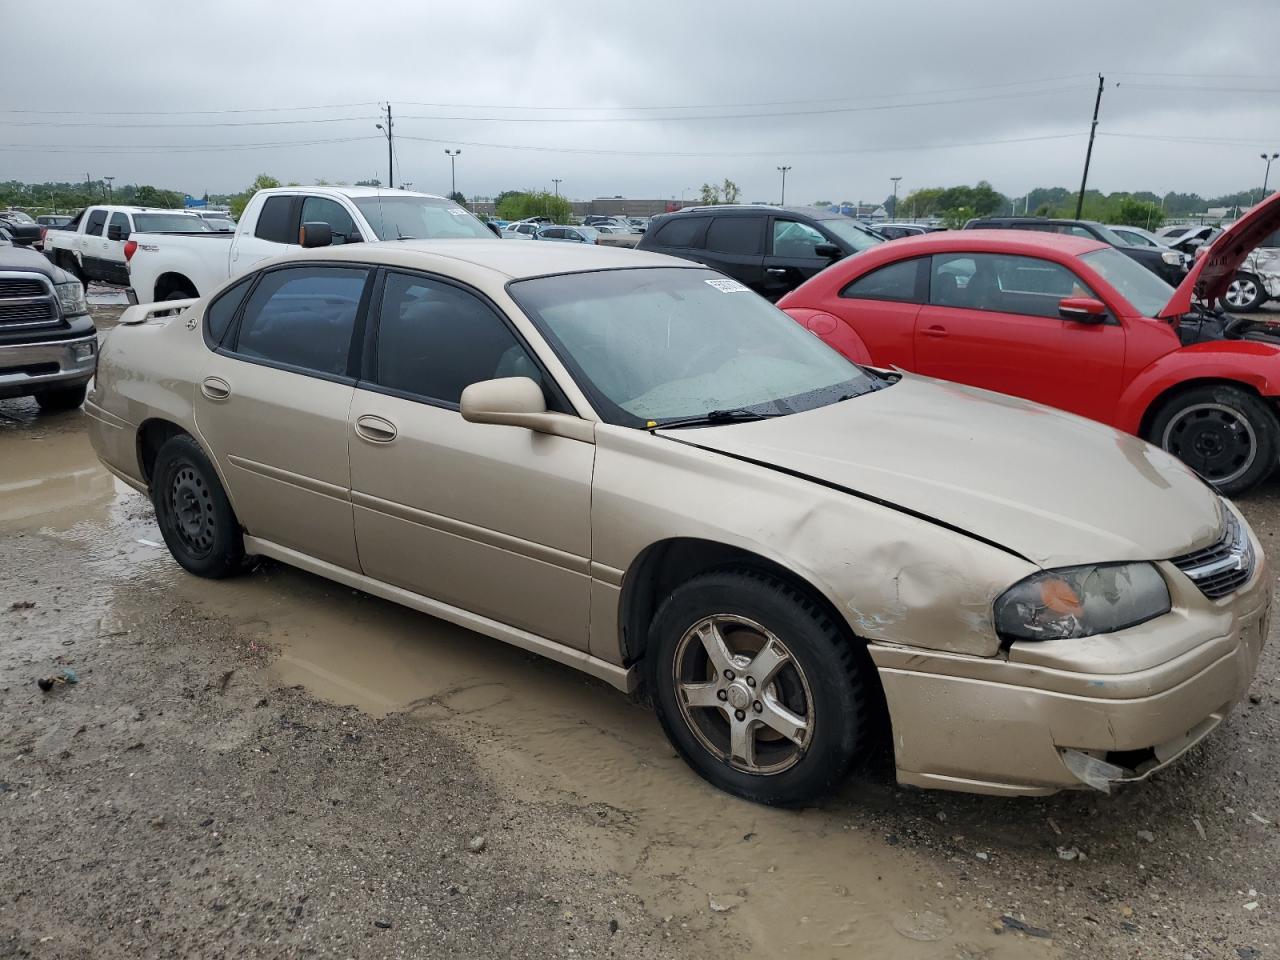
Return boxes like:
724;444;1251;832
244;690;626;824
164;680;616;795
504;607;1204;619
705;278;749;293
446;207;468;215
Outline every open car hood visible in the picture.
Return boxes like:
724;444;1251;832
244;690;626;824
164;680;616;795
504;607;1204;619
1160;189;1280;319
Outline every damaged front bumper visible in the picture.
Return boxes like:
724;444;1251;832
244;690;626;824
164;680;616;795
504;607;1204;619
869;532;1270;797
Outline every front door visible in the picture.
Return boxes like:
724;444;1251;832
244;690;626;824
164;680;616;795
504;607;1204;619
348;269;594;649
914;252;1126;422
193;263;372;570
761;217;837;300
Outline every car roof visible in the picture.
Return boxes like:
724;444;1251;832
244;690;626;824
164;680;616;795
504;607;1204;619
670;204;845;220
862;229;1108;257
254;185;448;201
284;238;688;282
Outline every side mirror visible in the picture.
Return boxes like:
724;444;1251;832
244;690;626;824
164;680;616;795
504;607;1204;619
460;377;594;443
299;221;332;248
814;242;842;260
107;224;128;241
1058;297;1108;323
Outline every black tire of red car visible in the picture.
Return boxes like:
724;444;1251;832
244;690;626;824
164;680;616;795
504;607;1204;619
34;383;87;411
151;434;245;579
1148;384;1279;496
647;568;872;806
1220;273;1267;313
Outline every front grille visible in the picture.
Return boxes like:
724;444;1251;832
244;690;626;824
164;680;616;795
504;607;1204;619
1170;512;1253;599
0;301;57;327
0;278;46;298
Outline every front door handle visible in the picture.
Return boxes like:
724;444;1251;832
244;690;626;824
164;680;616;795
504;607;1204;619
921;325;949;339
201;376;231;400
354;414;398;444
766;267;789;276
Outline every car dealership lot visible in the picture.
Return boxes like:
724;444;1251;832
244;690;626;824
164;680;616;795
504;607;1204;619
1;300;1277;960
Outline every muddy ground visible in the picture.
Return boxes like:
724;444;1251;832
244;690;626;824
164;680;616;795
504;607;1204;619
1;299;1278;959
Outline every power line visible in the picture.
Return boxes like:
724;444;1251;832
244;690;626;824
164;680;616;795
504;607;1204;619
1116;82;1280;94
0;136;380;154
0;115;377;129
0;101;380;116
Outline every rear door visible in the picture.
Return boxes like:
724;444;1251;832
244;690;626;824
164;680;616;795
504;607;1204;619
80;208;110;281
230;194;298;274
761;217;837;300
913;252;1127;422
703;216;766;291
824;257;927;367
194;262;372;570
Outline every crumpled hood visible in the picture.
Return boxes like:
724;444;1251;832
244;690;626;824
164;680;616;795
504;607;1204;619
1161;189;1280;318
662;374;1222;568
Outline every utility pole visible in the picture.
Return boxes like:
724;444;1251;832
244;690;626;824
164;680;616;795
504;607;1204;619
1074;74;1104;220
375;104;394;189
777;166;791;206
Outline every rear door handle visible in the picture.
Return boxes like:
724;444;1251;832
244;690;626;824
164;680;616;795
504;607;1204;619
921;325;948;338
200;376;231;400
766;268;789;276
354;414;398;444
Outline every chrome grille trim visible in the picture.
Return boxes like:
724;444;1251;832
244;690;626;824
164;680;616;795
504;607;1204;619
1170;512;1253;599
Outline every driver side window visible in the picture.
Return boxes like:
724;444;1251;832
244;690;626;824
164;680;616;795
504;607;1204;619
300;196;359;243
771;220;826;258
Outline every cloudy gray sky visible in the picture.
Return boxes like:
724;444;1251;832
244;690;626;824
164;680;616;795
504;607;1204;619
3;0;1277;204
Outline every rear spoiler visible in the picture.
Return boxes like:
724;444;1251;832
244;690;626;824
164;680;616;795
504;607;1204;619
120;298;199;325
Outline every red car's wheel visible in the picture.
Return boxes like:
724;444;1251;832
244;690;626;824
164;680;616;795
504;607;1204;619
1148;385;1279;496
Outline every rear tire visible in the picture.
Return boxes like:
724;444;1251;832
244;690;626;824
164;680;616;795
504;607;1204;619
1220;273;1266;313
1148;384;1279;496
35;383;87;411
151;434;244;578
647;568;872;806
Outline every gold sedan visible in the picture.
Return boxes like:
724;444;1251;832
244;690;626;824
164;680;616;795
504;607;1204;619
86;238;1270;804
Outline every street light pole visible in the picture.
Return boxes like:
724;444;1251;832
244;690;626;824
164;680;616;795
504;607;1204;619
1262;152;1279;199
375;104;394;189
444;148;461;198
552;179;562;198
777;166;791;206
889;176;902;219
103;176;114;203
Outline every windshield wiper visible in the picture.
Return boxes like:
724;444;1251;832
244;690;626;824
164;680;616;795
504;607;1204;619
651;408;783;430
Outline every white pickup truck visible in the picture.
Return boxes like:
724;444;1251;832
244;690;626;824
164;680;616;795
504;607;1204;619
124;185;498;304
45;206;210;287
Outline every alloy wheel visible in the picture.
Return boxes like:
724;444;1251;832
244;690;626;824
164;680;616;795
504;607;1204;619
1225;277;1261;309
672;614;814;775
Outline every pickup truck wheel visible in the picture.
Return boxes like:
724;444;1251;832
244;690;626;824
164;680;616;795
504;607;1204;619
1221;273;1266;312
648;568;871;806
1149;384;1279;496
35;383;87;411
151;435;244;579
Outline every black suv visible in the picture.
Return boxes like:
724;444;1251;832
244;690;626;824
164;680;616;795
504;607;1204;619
963;217;1187;285
637;205;882;299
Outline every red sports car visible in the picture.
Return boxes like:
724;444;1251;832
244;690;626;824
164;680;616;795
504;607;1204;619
779;194;1280;495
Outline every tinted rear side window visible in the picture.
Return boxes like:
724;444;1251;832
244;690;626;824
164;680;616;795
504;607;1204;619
204;276;254;348
706;216;765;255
841;258;924;302
85;210;107;237
233;266;367;377
653;216;709;248
254;196;295;244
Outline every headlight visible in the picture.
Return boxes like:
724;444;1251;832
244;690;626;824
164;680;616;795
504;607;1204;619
994;562;1171;642
55;281;88;316
1161;251;1182;265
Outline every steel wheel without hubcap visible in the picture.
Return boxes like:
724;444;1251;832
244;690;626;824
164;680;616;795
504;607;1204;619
673;614;814;775
168;464;217;558
1161;402;1257;486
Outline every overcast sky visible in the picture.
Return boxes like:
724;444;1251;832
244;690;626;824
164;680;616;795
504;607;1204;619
3;0;1276;204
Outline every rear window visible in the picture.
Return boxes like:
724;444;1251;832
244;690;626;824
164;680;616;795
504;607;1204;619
133;214;210;233
706;216;765;255
254;196;295;244
652;216;709;248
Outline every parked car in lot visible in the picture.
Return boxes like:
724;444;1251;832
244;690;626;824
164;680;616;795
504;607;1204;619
876;223;943;240
964;216;1188;285
202;217;236;233
502;221;540;240
46;206;211;287
590;224;641;248
1159;224;1220;254
1107;224;1168;249
535;225;599;244
0;233;96;410
638;205;882;300
36;214;74;228
780;194;1280;495
1219;226;1280;312
123;186;495;304
0;212;45;250
86;238;1269;804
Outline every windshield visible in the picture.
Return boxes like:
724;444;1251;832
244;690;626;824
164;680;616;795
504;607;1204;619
133;213;211;232
353;196;493;240
818;217;883;253
204;218;236;231
509;267;877;427
3;211;35;223
1081;247;1174;317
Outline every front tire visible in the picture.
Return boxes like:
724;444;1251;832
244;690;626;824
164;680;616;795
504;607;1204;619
648;569;872;805
151;434;244;578
1221;273;1267;313
1148;384;1279;496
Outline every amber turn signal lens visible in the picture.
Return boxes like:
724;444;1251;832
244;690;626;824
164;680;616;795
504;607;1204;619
1039;578;1083;616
